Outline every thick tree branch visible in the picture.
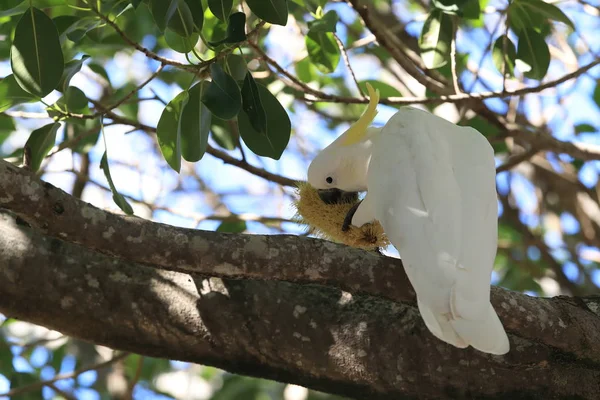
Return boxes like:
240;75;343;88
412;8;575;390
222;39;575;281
1;161;600;399
1;213;600;399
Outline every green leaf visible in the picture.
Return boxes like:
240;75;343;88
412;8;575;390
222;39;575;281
165;29;199;53
246;0;288;26
0;115;16;145
202;63;242;120
0;74;37;112
202;5;228;44
53;15;80;36
294;57;317;83
168;0;195;37
57;55;90;92
0;334;14;377
107;83;140;120
419;10;453;70
306;30;340;74
62;86;88;111
357;80;402;97
88;63;111;85
49;343;68;372
516;28;550;80
1;0;24;11
517;0;574;30
1;0;67;18
492;35;516;78
593;81;600;108
574;123;596;134
47;86;90;120
209;12;246;46
224;12;246;43
10;7;65;97
24;122;60;171
431;0;468;15
241;72;267;134
65;17;100;43
149;0;179;32
216;220;247;233
100;151;134;215
461;116;507;153
157;91;190;172
238;83;290;159
307;10;338;33
184;0;204;31
507;0;548;34
211;118;236;150
462;0;481;20
64;119;101;154
208;0;232;21
181;82;212;162
221;54;248;81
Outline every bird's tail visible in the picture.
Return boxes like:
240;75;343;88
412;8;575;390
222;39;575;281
418;300;510;354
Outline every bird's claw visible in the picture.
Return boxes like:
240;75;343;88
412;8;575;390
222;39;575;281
342;200;362;232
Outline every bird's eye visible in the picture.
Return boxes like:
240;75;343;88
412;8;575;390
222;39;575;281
326;176;333;184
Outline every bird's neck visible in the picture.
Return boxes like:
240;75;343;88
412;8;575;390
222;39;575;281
341;140;373;191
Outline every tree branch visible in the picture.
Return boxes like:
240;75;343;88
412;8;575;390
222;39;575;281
1;207;600;399
1;160;600;398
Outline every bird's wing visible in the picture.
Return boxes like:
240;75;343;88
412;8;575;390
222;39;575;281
368;108;463;314
448;126;499;320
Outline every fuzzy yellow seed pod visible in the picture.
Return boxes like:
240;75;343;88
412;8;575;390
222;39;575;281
293;182;389;250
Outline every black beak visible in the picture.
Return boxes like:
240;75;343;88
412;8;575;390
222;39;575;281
317;188;359;205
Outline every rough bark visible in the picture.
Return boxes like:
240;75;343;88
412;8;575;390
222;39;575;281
1;159;600;399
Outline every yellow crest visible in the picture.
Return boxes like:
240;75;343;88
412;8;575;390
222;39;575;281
339;83;380;146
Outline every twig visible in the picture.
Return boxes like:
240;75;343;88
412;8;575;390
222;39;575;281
496;148;539;173
104;64;165;112
88;1;265;75
47;383;77;400
251;42;600;105
499;193;582;295
346;0;447;94
450;17;461;95
0;353;130;398
71;101;299;188
333;33;365;97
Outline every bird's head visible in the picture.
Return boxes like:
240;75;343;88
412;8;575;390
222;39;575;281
307;83;380;204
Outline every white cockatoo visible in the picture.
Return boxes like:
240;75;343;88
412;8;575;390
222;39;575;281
307;84;509;354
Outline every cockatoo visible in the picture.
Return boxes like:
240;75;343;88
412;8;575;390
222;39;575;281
307;84;510;354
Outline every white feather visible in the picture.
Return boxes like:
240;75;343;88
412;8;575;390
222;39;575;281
366;107;509;354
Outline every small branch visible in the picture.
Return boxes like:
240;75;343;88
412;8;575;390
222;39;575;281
104;64;165;112
71;153;90;199
346;0;448;94
496;148;539;173
333;33;365;97
450;17;461;95
0;353;129;398
88;2;265;76
3;110;52;119
252;42;600;106
92;101;299;187
47;383;77;400
207;146;298;187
